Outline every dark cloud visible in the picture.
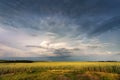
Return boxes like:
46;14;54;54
87;46;101;49
25;44;82;57
53;48;72;57
0;0;120;37
0;0;120;61
116;53;120;55
89;16;120;36
26;45;46;49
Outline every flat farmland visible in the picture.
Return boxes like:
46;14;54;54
0;62;120;80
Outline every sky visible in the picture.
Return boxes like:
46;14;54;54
0;0;120;61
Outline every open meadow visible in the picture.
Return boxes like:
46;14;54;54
0;61;120;80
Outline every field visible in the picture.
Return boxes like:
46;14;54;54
0;61;120;80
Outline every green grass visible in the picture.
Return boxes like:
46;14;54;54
0;62;120;80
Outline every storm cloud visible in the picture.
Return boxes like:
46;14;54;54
0;0;120;37
0;0;120;61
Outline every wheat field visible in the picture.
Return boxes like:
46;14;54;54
0;62;120;80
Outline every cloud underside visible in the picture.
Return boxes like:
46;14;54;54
0;0;120;60
0;0;120;37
